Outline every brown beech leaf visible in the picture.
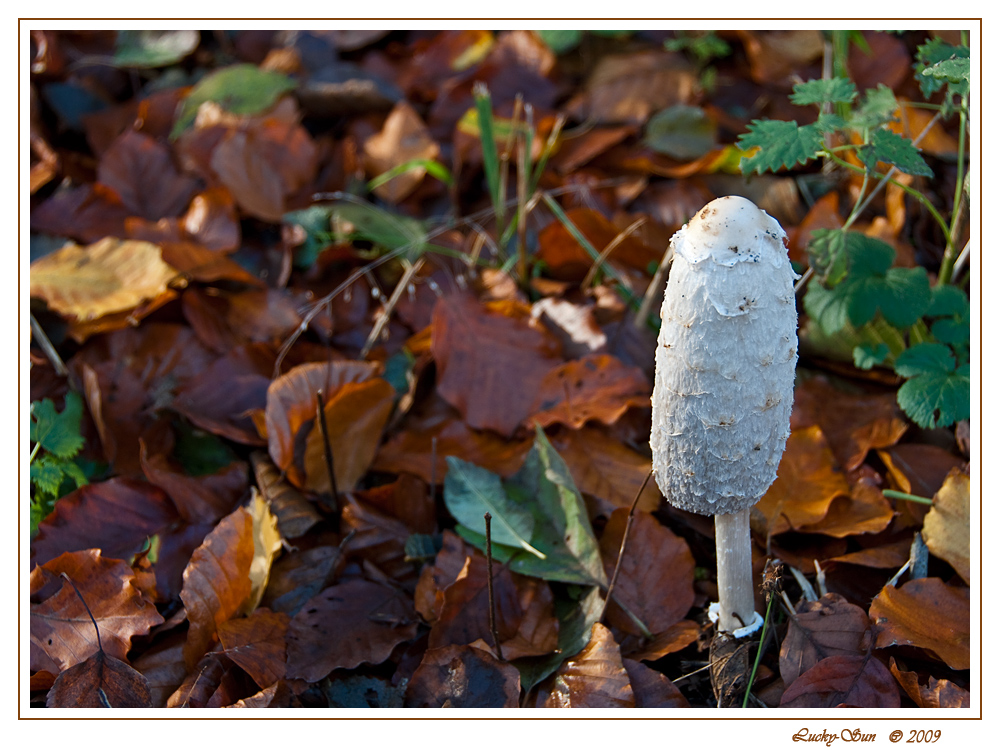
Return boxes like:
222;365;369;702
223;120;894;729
622;658;690;708
528;354;650;430
154;241;259;285
431;295;563;436
218;608;290;689
285;579;418;682
536;207;661;281
792;377;909;471
251;451;322;540
549;426;660;514
182;187;241;252
354;474;436;535
599;509;695;636
182;287;303;352
878;444;966;500
543;623;634;708
97;129;199;220
755;426;850;535
779;593;872;686
31;477;178;567
173;344;275;446
798;466;894;538
46;650;152;708
889;657;970;708
166;652;226;708
180;506;255;669
921;469;970;584
31;550;164;672
265;361;395;493
828;538;912;569
405;642;521;708
870;578;970;670
30;183;130;243
781;653;899;708
736;29;824;85
414;530;473;622
30;238;178;323
341;498;414;582
364;100;440;203
373;407;532;483
131;632;188;708
620;620;700;662
225;680;295;708
261;545;344;617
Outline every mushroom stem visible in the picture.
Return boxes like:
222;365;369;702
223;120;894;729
714;508;756;633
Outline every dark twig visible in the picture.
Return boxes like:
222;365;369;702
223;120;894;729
600;468;653;626
315;389;340;507
484;512;504;662
60;572;102;654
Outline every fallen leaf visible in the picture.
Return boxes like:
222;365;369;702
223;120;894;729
414;530;475;623
620;620;700;662
354;474;436;535
889;657;970;708
756;426;850;535
543;623;635;708
341;497;414;581
251;451;322;540
265;361;395;493
180;505;255;669
130;633;188;708
225;681;295;708
31;550;164;672
736;29;824;85
218;608;289;689
261;546;343;617
921;469;970;584
182;287;303;352
528;354;650;430
827;538;912;569
364;100;440;203
181;187;241;252
166;652;226;708
798;465;894;538
870;578;970;670
244;489;283;614
46;649;152;708
154;241;259;285
779;593;872;686
30;238;178;322
30;183;130;242
878;444;966;500
285;579;418;682
431;295;563;436
623;658;689;708
405;642;520;708
780;653;899;708
97;129;199;220
599;509;695;636
31;477;178;567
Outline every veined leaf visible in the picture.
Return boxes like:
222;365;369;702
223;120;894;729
30;392;85;459
860;129;933;177
790;77;857;106
738;119;823;174
854;343;890;370
853;84;899;130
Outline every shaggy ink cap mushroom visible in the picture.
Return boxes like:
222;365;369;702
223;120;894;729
651;195;798;517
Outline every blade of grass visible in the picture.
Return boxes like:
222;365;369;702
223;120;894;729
366;158;453;193
473;82;505;233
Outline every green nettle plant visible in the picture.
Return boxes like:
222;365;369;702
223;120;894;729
736;34;970;430
29;391;88;536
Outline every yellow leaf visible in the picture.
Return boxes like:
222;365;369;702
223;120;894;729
242;488;283;615
922;469;970;585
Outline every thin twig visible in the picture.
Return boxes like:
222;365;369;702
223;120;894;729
484;512;504;662
360;257;425;358
315;389;340;507
60;572;102;654
30;313;68;376
599;468;653;625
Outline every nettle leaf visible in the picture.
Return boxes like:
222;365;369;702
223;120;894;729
860;129;933;178
738;119;823;175
790;77;857;106
30;455;65;497
895;345;969;428
853;84;898;130
914;39;970;97
854;343;890;370
30;391;85;459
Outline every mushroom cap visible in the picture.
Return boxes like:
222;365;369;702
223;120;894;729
650;196;798;516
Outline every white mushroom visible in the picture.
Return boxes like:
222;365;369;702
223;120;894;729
651;195;798;635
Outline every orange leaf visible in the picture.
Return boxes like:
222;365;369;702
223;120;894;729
543;623;634;708
599;509;695;636
870;578;970;670
180;506;255;669
30;550;164;672
623;658;689;707
799;466;894;538
889;657;970;708
922;469;970;584
217;608;290;689
265;361;394;492
528;353;650;430
755;426;850;535
364;100;440;203
31;237;178;322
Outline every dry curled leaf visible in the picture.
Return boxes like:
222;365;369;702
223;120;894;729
779;593;872;686
405;642;520;708
46;649;152;708
870;578;970;670
780;653;899;708
543;623;634;708
921;468;970;584
218;608;289;689
889;657;969;708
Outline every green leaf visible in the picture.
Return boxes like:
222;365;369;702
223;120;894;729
860;129;933;177
914;39;969;97
113;30;199;68
738;119;823;174
331;202;429;259
896;365;969;429
535;30;582;54
847;266;932;329
173;420;239;476
853;84;899;130
790;77;857;106
804;278;850;337
30;454;65;497
894;342;955;378
30;392;85;459
472;83;504;229
854;343;890;370
283;205;333;269
367;158;453;193
807;228;853;286
444;457;544;558
922;57;970;85
644;105;716;160
171;63;297;138
927;284;969;317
